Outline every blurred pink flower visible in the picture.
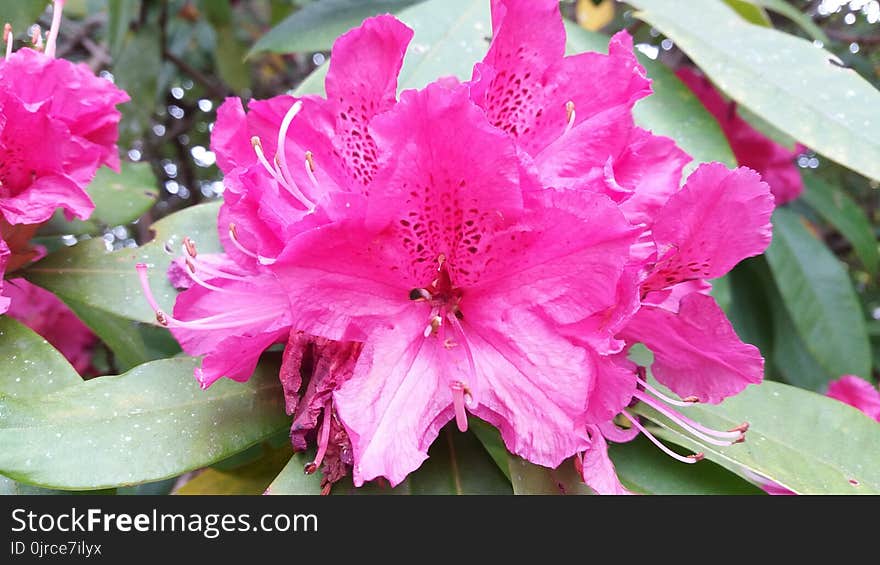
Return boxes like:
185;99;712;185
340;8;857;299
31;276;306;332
4;279;95;374
826;375;880;422
0;0;129;225
676;67;804;205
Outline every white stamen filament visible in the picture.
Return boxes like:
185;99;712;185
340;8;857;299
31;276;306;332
136;263;276;330
636;376;699;408
4;24;12;60
227;223;277;265
44;0;65;58
622;410;703;464
250;136;314;211
304;151;320;191
633;390;743;447
563;100;576;137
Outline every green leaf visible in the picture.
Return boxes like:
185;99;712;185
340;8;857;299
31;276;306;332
723;0;771;26
41;162;159;236
634;379;880;494
214;25;252;93
0;357;289;490
764;207;871;379
250;0;424;56
0;316;82;399
114;20;162;144
742;0;830;43
505;434;760;495
610;436;763;494
107;0;140;60
267;426;511;494
0;0;48;40
629;0;880;182
801;174;879;277
725;258;775;364
62;297;180;372
175;446;293;495
563;22;735;170
25;202;222;325
294;0;491;95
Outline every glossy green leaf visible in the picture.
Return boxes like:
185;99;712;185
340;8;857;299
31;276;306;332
0;357;289;490
0;316;82;399
265;451;322;495
610;436;763;494
630;0;880;182
114;19;162;144
175;446;293;495
25;202;222;325
505;435;759;494
765;207;871;379
42;162;159;236
295;0;491;95
801;174;879;276
563;22;735;170
62;297;180;372
634;379;880;494
250;0;424;56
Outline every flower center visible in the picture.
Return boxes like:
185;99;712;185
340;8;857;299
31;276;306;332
410;255;475;432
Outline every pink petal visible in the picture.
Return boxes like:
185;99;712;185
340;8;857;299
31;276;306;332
476;188;639;326
579;424;633;495
826;375;880;421
211;98;255;172
170;268;292;386
584;352;638;425
0;48;129;172
333;311;454;487
642;163;773;292
461;307;593;468
0;174;93;224
324;14;413;187
621;293;764;404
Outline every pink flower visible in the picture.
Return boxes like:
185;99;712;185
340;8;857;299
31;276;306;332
271;81;639;486
826;375;880;422
138;14;415;391
676;67;804;205
0;0;129;225
4;279;96;374
0;86;91;224
470;0;690;224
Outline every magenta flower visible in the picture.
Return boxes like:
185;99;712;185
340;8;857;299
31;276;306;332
470;0;690;225
621;163;773;404
676;67;804;205
0;0;129;225
137;14;414;392
271;81;639;486
4;279;96;374
826;375;880;422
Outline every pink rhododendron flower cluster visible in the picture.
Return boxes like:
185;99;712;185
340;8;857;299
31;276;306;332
676;67;804;205
140;0;774;493
0;0;128;312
